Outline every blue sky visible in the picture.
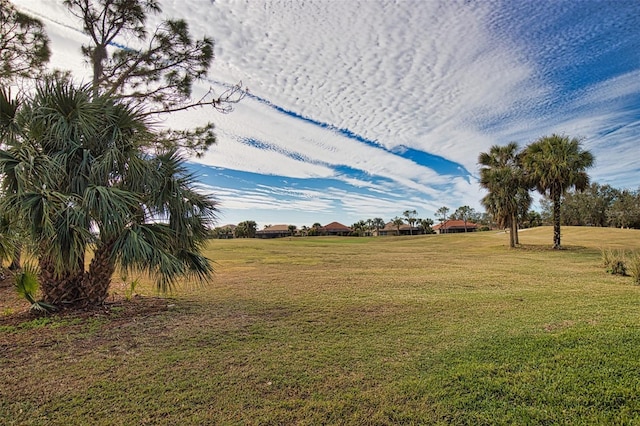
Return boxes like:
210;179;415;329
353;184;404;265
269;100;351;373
17;0;640;228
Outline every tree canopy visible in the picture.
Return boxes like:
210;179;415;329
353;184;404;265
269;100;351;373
63;0;245;155
0;0;50;83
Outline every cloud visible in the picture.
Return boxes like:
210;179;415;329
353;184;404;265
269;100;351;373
16;0;640;226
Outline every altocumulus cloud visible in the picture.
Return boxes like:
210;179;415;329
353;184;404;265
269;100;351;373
17;0;640;227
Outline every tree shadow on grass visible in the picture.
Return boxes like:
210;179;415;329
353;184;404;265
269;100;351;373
517;244;590;252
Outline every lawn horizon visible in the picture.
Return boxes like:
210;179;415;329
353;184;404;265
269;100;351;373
2;226;640;424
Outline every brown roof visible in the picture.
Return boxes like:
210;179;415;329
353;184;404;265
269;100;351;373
433;219;477;230
322;222;352;231
257;224;292;233
382;222;417;230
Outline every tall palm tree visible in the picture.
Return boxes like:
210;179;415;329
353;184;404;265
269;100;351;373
0;87;24;267
522;134;594;249
372;217;385;236
0;79;217;307
478;142;530;248
403;209;418;235
436;206;449;233
392;216;404;236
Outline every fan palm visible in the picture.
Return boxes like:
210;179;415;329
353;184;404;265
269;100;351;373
0;87;27;267
0;78;217;307
522;134;594;249
392;216;404;235
478;142;530;248
372;218;385;236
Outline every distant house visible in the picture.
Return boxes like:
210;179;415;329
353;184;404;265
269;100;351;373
378;222;421;236
255;224;293;239
433;219;478;234
214;224;236;239
322;222;352;236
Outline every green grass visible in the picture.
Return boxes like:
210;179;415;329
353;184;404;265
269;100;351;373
2;226;640;424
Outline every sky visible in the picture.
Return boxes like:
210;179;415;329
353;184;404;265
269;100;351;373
15;0;640;229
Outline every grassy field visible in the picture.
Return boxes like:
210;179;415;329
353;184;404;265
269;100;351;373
2;226;640;425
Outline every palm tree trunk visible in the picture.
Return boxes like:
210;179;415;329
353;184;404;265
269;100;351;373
553;190;562;249
39;256;83;306
509;219;516;248
513;213;520;245
81;240;116;305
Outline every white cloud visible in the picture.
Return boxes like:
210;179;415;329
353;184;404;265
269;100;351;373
15;0;640;225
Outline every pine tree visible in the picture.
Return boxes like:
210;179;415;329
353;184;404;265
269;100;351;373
64;0;245;155
0;0;50;83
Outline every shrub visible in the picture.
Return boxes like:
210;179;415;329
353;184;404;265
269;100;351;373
602;248;627;276
14;263;56;313
627;252;640;285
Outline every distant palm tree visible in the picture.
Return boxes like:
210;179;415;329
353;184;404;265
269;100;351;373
372;217;385;236
436;206;450;234
288;224;297;236
351;220;367;237
392;216;404;236
478;143;529;248
403;209;418;235
419;218;434;234
309;222;322;236
522;134;594;249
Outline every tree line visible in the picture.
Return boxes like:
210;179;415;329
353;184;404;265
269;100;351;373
211;205;493;239
538;183;640;229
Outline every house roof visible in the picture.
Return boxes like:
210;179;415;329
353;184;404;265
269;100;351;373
433;219;478;230
256;224;292;233
382;222;419;231
218;224;237;229
322;221;352;231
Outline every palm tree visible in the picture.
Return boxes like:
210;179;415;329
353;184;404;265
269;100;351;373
351;220;366;237
392;216;404;236
0;87;25;267
236;220;257;238
403;209;418;235
365;219;373;236
311;222;322;236
372;217;385;236
419;218;434;234
522;134;594;249
0;79;217;307
478;143;530;248
436;206;450;233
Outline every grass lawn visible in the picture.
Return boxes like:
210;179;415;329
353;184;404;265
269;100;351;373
2;226;640;425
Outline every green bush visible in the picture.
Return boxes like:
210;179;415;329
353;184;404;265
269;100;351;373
14;263;56;313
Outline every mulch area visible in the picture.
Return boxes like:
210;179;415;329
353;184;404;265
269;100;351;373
0;269;171;328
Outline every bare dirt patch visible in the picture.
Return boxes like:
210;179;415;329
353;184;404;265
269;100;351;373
0;269;171;328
